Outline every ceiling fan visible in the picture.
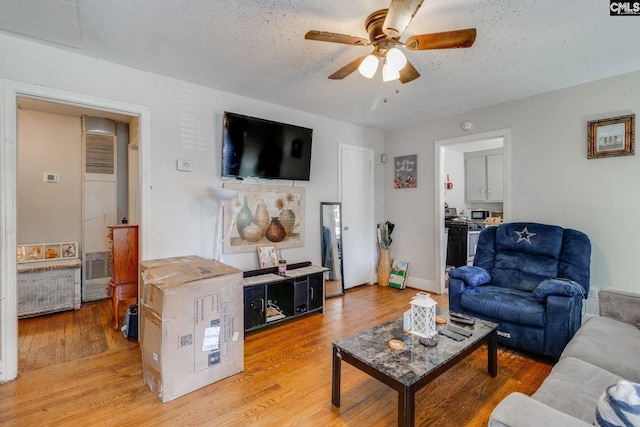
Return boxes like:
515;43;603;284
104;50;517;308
305;0;476;84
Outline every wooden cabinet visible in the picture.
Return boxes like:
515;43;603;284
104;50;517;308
242;264;326;334
108;225;139;330
465;151;504;202
109;225;139;284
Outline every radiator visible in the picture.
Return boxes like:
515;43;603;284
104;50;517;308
17;258;82;318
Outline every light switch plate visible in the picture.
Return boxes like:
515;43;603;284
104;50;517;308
176;159;192;172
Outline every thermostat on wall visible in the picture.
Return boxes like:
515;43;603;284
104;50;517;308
43;173;59;183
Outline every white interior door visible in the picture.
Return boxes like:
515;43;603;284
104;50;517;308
339;144;375;289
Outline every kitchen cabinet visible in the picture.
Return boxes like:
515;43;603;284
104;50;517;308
465;152;503;202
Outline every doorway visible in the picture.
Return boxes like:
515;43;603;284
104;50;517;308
434;129;511;294
0;79;150;382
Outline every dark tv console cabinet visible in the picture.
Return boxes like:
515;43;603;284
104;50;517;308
242;262;327;334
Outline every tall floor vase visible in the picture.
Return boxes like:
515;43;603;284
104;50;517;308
377;248;392;286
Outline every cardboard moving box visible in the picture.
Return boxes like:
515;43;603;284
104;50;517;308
140;256;243;403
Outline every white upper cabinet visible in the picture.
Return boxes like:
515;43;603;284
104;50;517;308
486;153;504;201
465;150;504;202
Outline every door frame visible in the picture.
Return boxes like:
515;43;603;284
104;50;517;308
338;143;376;287
434;128;511;294
0;79;151;382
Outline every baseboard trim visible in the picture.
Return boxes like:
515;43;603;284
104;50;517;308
405;275;440;293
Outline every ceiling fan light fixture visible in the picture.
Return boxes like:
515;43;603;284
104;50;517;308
382;61;400;82
358;54;379;78
386;47;407;72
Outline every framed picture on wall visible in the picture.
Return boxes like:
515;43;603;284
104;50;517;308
587;114;635;159
394;154;417;188
222;183;305;254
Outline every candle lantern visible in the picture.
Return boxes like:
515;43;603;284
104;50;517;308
410;292;437;338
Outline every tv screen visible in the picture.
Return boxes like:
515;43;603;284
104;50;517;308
222;112;313;181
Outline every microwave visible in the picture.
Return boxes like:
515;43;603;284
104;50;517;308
470;210;490;220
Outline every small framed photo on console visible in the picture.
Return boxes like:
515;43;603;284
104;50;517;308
257;245;278;268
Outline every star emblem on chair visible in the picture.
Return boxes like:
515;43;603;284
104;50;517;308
515;226;537;244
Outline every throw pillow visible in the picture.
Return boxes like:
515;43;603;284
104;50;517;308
595;379;640;427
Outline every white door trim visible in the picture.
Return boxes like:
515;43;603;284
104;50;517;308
0;79;151;382
434;129;511;294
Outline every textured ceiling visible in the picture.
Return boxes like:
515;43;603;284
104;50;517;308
1;0;639;130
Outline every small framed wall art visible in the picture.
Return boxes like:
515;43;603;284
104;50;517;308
587;114;635;159
16;242;78;263
394;154;417;188
256;245;279;268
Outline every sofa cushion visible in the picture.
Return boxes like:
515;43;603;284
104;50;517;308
561;316;640;383
459;285;545;327
489;392;593;427
532;357;624;423
595;379;640;427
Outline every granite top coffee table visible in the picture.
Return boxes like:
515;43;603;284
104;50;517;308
331;313;498;427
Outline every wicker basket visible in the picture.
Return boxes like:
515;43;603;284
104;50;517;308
377;249;392;286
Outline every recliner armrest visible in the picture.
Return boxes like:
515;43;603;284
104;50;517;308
532;278;586;300
449;266;491;287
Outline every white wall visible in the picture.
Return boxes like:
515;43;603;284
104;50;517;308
443;149;465;213
17;110;82;245
384;69;640;296
0;33;384;271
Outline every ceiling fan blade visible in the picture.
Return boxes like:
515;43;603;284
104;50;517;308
383;0;425;38
305;30;369;46
399;60;420;84
328;55;368;80
405;28;477;50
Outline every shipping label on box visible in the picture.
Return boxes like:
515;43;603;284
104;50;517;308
193;293;223;372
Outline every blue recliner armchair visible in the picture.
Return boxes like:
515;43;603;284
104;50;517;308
448;222;591;359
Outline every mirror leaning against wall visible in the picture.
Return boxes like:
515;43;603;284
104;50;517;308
320;202;344;297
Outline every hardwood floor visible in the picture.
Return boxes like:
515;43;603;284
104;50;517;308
1;285;553;426
17;299;135;373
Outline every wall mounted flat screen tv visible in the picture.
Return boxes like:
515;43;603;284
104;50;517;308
222;112;313;181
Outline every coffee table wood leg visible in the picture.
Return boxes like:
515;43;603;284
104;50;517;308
332;346;341;407
398;386;415;427
488;330;498;377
